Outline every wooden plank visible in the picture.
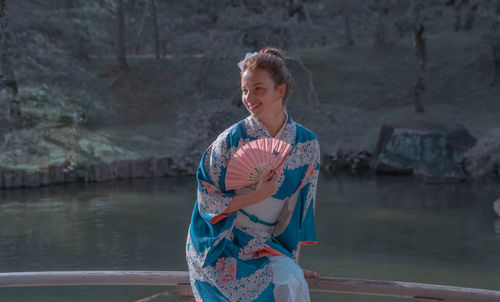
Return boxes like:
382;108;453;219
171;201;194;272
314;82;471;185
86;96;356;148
306;277;500;302
176;283;194;297
0;271;499;302
0;271;189;287
177;297;196;302
414;297;443;302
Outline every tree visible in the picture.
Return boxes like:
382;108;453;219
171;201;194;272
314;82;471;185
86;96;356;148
285;0;311;24
151;0;160;59
410;0;427;113
341;0;355;45
0;1;22;129
373;0;389;47
490;2;500;86
448;0;479;31
133;0;149;54
116;0;129;70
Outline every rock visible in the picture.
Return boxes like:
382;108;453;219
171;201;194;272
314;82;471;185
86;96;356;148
64;170;78;183
24;170;40;188
89;161;114;182
111;159;132;179
74;169;89;182
463;128;500;178
0;155;179;190
323;150;373;173
372;121;477;183
49;164;66;184
130;157;154;178
3;170;24;189
494;199;500;218
152;156;174;177
413;159;465;184
39;170;51;186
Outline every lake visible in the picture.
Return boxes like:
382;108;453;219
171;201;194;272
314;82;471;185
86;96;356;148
1;173;499;301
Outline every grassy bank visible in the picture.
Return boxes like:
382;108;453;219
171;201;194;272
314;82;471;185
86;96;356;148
3;31;499;171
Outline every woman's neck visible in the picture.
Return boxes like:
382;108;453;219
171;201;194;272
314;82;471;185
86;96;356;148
257;108;287;137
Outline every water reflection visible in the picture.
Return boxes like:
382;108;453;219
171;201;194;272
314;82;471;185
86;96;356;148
0;174;499;301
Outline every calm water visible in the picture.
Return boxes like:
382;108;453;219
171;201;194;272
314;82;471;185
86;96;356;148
0;174;499;302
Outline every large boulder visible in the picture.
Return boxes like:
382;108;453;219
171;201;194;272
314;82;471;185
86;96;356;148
463;128;500;178
372;121;477;183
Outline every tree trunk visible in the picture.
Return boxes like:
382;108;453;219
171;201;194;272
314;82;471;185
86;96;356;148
286;0;307;22
452;0;478;31
374;0;388;47
413;24;426;113
342;0;354;45
413;72;425;113
116;0;129;70
134;1;149;54
491;41;500;86
151;0;160;60
0;2;22;129
463;1;478;30
488;1;500;85
0;0;5;17
302;2;313;25
286;57;319;105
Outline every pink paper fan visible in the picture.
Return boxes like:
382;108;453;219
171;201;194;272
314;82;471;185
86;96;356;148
225;138;293;190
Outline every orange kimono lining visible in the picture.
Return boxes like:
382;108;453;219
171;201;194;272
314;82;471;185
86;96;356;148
254;247;285;258
299;241;317;245
210;213;229;224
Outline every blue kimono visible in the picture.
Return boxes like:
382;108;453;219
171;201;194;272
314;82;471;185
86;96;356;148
186;111;320;301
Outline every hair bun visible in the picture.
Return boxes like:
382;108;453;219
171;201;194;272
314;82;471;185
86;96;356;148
259;47;285;61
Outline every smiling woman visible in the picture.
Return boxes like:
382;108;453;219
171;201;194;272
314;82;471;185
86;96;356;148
240;67;286;137
185;47;320;302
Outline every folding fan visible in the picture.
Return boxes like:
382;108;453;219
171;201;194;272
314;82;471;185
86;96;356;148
225;137;293;190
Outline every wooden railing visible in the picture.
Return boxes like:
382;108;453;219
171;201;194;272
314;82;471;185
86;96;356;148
1;271;500;302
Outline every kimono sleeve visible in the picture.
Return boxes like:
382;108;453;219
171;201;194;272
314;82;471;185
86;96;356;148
189;132;238;267
298;139;320;245
196;133;236;224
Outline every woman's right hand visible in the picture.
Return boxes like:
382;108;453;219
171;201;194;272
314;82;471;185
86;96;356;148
254;170;278;202
222;170;279;214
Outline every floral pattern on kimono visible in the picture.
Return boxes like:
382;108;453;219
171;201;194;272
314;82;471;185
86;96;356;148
186;111;320;302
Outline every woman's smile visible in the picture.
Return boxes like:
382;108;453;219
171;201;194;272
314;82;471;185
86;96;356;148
247;102;262;111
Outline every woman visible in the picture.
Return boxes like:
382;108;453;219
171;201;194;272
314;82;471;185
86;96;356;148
186;47;320;301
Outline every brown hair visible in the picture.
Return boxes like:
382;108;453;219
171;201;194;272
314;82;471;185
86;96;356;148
240;47;294;105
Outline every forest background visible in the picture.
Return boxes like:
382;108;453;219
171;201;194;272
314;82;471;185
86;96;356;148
0;0;499;183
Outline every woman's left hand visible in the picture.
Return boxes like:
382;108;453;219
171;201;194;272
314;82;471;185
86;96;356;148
302;268;320;278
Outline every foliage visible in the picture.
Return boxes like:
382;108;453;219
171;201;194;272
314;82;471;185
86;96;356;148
173;98;246;173
0;0;499;172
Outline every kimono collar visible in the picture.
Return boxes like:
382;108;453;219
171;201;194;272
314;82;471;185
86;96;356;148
245;109;296;145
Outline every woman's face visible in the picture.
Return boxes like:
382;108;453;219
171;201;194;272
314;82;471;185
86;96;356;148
241;68;285;118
